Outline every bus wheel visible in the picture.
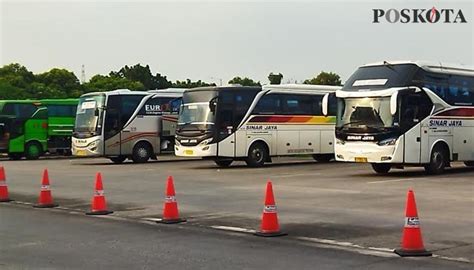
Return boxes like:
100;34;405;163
371;163;391;174
110;156;126;164
424;145;447;174
8;153;23;160
246;142;267;167
214;159;233;168
25;141;43;160
132;142;152;163
313;154;333;163
465;161;474;167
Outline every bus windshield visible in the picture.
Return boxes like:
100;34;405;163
74;95;105;135
178;103;215;126
337;97;395;130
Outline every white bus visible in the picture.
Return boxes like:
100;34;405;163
175;84;340;167
327;61;474;174
72;89;184;163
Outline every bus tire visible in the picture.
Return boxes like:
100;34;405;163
132;142;152;163
214;159;233;168
424;145;448;175
465;161;474;167
110;156;127;164
313;154;333;163
245;142;268;167
371;163;391;174
25;141;43;160
8;153;23;160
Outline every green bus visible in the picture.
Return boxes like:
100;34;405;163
0;99;78;160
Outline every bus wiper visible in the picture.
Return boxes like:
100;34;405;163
383;61;398;73
341;120;364;127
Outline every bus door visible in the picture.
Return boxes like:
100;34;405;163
103;95;122;156
215;92;235;158
399;91;433;163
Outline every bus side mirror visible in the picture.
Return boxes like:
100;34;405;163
390;92;398;116
209;97;217;114
322;93;329;116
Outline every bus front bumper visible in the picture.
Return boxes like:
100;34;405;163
335;142;398;163
175;143;217;157
72;137;103;157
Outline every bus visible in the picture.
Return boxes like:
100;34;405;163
326;61;474;174
72;89;184;163
0;99;78;159
175;84;340;167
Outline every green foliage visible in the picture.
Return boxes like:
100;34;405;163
0;79;26;99
228;77;261;86
172;79;216;88
83;75;145;93
110;64;171;89
268;72;283;85
304;71;342;86
0;63;35;88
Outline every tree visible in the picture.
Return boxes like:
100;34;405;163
0;63;35;89
0;79;26;99
268;73;283;85
228;76;261;86
35;68;82;97
83;75;145;93
172;79;216;88
304;71;342;86
110;64;171;89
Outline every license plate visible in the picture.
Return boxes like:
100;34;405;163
185;150;194;156
355;157;368;163
76;150;87;156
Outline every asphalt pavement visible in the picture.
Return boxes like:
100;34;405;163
1;204;471;270
1;156;473;267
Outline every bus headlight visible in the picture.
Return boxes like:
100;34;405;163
175;139;181;146
377;138;397;146
336;138;345;145
87;140;99;149
199;138;213;146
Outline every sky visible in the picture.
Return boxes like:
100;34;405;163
1;0;473;85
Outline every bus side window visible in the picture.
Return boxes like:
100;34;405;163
169;98;182;113
253;94;282;115
104;96;121;139
399;92;433;132
327;93;337;116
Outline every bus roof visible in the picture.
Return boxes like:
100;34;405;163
263;84;341;93
148;88;187;94
184;86;262;93
361;60;474;76
39;99;79;105
81;89;150;97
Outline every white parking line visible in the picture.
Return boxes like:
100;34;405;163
367;178;419;184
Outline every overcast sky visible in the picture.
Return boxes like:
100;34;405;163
1;0;472;85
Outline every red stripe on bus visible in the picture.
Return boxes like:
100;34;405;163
434;108;474;117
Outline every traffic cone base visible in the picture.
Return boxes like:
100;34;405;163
86;210;114;215
33;203;58;208
254;231;287;237
156;217;186;224
394;248;432;257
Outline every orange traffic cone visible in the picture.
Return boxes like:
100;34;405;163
0;166;12;202
157;176;186;224
33;169;58;208
394;189;432;257
86;173;113;215
255;181;286;237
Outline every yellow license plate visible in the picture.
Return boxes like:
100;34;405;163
76;150;87;156
184;150;194;156
355;157;368;163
